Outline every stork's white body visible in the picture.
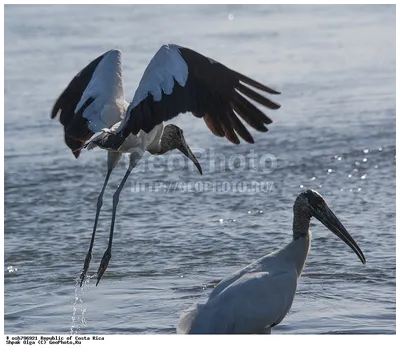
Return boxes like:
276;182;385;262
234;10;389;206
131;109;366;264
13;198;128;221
178;236;310;334
87;121;164;156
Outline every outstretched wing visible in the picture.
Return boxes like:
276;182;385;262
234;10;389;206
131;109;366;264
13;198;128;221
118;44;280;145
51;49;124;158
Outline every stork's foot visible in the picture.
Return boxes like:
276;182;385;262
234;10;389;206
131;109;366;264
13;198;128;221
80;251;92;287
96;248;112;286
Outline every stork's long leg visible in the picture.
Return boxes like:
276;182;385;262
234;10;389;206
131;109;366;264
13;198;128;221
96;149;144;286
80;152;121;287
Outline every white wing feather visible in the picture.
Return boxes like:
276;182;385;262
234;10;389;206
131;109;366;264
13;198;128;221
208;249;282;300
117;44;188;133
76;49;126;132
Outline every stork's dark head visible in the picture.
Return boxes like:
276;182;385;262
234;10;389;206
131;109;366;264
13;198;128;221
160;124;202;175
295;189;325;212
295;189;366;264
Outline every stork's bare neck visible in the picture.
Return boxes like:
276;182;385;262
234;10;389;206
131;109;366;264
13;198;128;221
292;202;312;240
261;190;366;281
149;124;203;175
284;201;313;276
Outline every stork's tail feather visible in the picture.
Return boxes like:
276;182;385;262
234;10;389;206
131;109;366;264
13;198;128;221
177;303;205;334
93;132;125;150
82;130;125;151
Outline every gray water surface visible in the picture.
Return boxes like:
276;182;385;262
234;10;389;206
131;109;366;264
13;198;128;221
4;4;395;334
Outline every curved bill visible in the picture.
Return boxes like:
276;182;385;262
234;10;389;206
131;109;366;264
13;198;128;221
177;140;203;175
314;204;366;264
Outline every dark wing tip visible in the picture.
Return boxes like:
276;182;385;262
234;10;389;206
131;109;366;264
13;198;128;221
51;100;60;119
229;137;240;145
236;83;281;110
266;88;281;95
65;135;85;159
226;110;256;144
224;129;241;144
232;69;281;95
72;150;81;158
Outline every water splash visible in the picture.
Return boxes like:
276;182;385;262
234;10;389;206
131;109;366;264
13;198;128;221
70;274;91;335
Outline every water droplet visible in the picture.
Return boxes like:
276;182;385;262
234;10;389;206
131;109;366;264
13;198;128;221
300;185;304;189
350;188;353;192
327;169;333;174
318;184;323;188
228;13;234;20
7;265;18;273
355;161;360;166
232;219;237;222
337;156;342;161
363;148;369;154
180;275;184;278
247;211;252;214
219;218;224;223
353;168;358;173
374;165;379;169
259;210;263;214
363;158;368;162
348;174;352;178
378;147;383;151
357;188;362;192
361;174;367;180
311;176;316;180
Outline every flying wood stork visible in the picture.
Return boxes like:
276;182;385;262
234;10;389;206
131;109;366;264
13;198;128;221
51;44;281;286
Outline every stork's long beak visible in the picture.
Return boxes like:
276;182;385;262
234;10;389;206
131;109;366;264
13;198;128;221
313;204;366;264
177;139;203;175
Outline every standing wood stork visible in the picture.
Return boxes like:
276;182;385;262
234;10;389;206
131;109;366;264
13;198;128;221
51;44;281;287
177;189;366;334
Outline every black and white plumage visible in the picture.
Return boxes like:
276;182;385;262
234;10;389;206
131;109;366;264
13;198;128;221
51;49;123;157
118;45;280;142
50;44;281;286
